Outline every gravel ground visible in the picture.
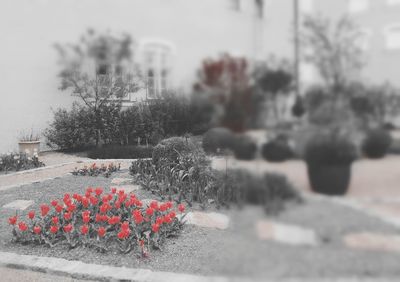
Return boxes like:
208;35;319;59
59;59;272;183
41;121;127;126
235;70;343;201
1;171;400;280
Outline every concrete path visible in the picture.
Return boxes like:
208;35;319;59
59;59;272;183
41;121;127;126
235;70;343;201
211;155;400;229
0;152;135;191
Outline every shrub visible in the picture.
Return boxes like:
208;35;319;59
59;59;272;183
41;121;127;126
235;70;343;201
231;135;257;160
304;132;357;165
212;169;301;214
0;153;45;173
71;163;120;178
152;137;198;166
202;127;235;154
262;135;294;162
45;103;96;150
362;128;392;159
8;187;186;256
88;145;153;159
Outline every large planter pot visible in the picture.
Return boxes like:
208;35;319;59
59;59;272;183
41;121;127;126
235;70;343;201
306;163;352;196
18;141;40;157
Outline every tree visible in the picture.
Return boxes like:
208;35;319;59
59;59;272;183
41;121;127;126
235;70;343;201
54;29;142;146
252;59;293;125
301;15;365;92
193;54;252;132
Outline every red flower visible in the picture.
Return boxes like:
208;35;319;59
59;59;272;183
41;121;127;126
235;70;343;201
124;200;132;208
85;191;91;198
102;195;109;203
121;221;130;230
28;211;35;220
51;200;58;207
178;204;185;213
81;224;89;235
63;224;73;233
169;211;176;219
64;212;72;221
51;216;59;225
159;204;168;212
111;188;117;194
166;201;173;209
83;215;90;224
67;204;76;212
89;196;98;206
151;223;160;233
150;201;159;210
134;200;143;207
95;187;103;196
132;210;143;224
55;205;63;213
97;227;106;237
156;217;164;225
95;213;103;223
114;201;121;210
40;204;50;217
50;225;58;234
117;228;130;240
18;221;28;232
86;187;93;193
82;197;89;208
33;226;41;234
8;216;17;225
108;216;120;225
72;193;79;200
164;215;172;224
100;203;110;214
146;208;154;216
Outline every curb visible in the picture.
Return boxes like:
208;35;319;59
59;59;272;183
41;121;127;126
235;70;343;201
0;251;397;282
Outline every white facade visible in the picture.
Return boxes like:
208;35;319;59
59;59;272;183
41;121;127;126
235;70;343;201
1;0;297;152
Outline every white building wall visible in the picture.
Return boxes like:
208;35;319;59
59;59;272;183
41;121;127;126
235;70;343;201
0;0;273;152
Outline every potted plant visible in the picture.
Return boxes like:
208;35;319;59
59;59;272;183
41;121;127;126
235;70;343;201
18;130;41;157
304;130;357;195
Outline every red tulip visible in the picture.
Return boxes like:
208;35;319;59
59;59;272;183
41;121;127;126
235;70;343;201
18;221;28;232
151;223;160;233
50;225;58;234
63;224;73;233
95;187;103;196
169;211;176;219
89;196;98;206
81;224;89;235
97;227;106;237
67;204;76;212
156;217;164;225
166;201;173;209
121;221;130;230
150;201;159;210
40;204;50;217
82;197;89;208
51;216;59;225
117;228;130;240
178;204;185;213
134;200;143;207
146;208;154;216
111;188;117;194
108;216;120;225
55;205;63;213
28;211;35;220
64;212;72;221
51;200;58;207
164;215;172;224
8;216;17;225
33;226;41;234
83;215;90;224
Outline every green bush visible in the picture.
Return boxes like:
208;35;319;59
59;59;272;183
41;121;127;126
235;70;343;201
202;127;235;154
152;137;198;166
0;153;45;173
261;135;294;162
362;128;392;159
304;132;357;165
87;145;153;159
231;135;257;160
45;103;96;150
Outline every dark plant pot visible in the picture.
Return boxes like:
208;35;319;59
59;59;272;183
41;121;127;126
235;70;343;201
307;163;352;196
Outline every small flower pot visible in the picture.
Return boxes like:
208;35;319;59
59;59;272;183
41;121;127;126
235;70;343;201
306;163;352;196
18;141;40;157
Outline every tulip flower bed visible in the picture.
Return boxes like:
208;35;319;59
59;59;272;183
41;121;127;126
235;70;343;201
71;163;120;178
7;186;186;257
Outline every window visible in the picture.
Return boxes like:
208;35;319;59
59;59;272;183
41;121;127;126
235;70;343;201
348;0;369;13
384;24;400;49
139;40;174;98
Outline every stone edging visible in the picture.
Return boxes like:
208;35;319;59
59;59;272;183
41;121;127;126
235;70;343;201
0;251;397;282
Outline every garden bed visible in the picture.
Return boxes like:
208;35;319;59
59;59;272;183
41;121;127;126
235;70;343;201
1;172;400;279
